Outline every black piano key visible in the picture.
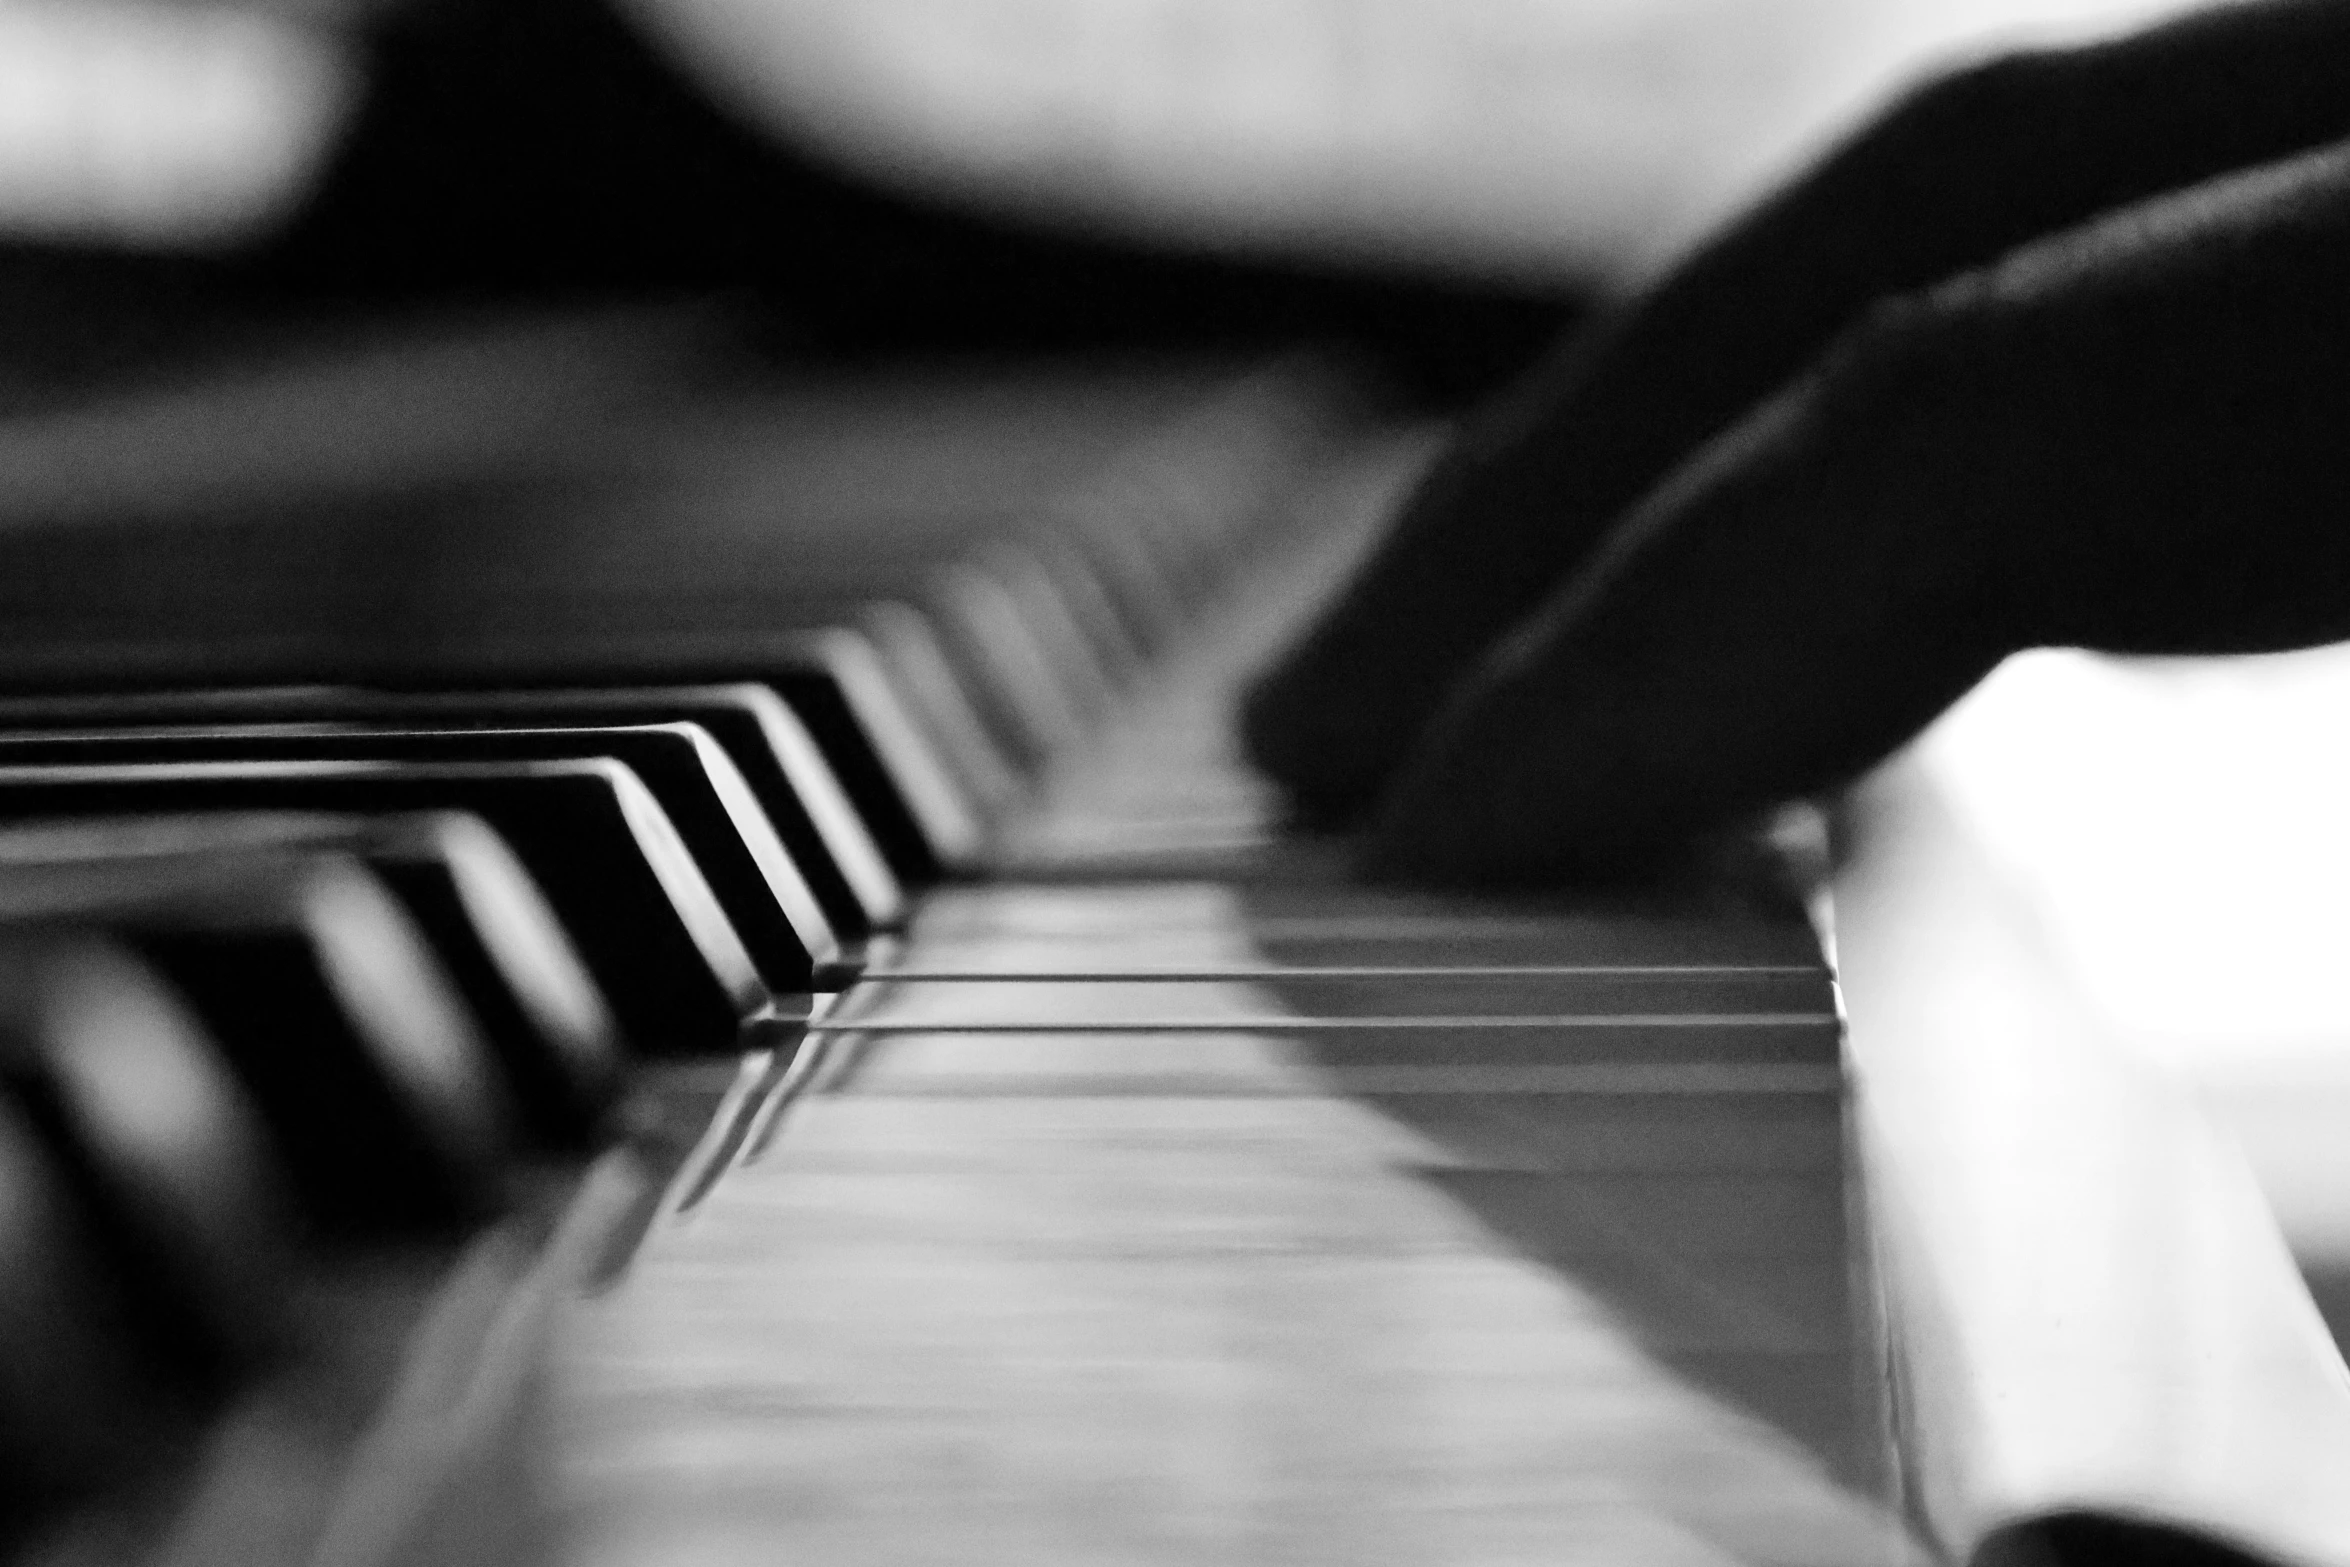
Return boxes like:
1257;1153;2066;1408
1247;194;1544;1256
0;811;626;1151
0;725;842;996
692;544;1109;776
0;613;998;896
0;853;511;1235
383;632;985;889
320;689;896;942
351;813;628;1150
0;931;293;1389
997;533;1149;695
133;906;496;1238
803;600;1026;820
1049;513;1186;658
448;687;903;940
916;561;1095;773
670;630;986;887
0;1086;170;1533
0;760;768;1055
400;687;904;943
680;529;1147;759
0;684;905;943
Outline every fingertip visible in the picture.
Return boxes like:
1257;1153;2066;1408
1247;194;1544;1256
1348;682;1664;890
1235;640;1400;830
1235;394;1630;831
1352;776;1665;892
1353;719;1805;897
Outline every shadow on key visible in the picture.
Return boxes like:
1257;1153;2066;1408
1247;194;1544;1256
1234;879;1889;1500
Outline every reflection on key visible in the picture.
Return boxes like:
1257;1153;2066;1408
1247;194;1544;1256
0;931;292;1388
0;683;906;943
0;851;510;1234
0;725;841;997
351;814;628;1150
0;812;627;1149
0;1064;178;1530
0;760;770;1055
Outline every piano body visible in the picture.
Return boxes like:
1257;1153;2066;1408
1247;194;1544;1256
3;2;2349;1564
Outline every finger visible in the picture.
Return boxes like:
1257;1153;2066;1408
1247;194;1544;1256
1244;0;2350;826
1359;140;2350;886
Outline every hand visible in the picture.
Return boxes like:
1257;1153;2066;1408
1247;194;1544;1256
1241;0;2350;886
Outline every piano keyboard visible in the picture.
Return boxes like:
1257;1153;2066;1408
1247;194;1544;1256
4;329;2337;1567
531;494;1911;1567
0;343;1912;1566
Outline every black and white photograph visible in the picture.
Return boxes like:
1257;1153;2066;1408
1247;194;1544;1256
0;0;2346;1562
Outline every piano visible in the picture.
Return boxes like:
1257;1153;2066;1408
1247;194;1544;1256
0;312;2343;1567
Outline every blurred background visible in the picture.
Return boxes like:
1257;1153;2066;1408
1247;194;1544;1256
0;0;2189;411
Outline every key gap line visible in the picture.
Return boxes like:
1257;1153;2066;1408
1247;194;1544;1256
835;1064;1848;1095
805;1012;1842;1033
854;963;1823;981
